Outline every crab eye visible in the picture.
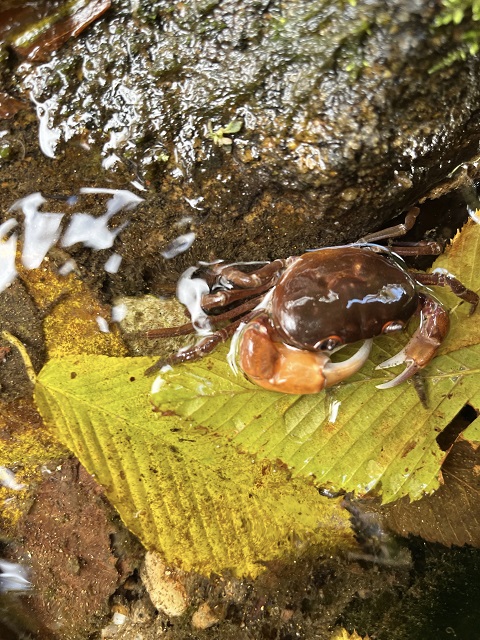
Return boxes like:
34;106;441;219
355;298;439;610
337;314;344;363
381;320;405;334
316;335;343;351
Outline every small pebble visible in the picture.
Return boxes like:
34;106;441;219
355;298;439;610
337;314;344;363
112;612;127;625
141;552;188;617
191;602;219;630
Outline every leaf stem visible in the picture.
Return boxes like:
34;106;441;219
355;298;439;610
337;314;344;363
1;330;36;384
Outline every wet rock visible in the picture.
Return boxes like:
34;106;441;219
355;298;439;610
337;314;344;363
4;0;480;277
114;294;190;358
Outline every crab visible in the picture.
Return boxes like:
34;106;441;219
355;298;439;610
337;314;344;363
146;208;478;394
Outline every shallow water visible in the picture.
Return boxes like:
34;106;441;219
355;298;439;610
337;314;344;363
1;1;480;639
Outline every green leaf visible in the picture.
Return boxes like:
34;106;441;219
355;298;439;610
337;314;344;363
152;341;480;503
206;119;243;146
222;118;243;134
35;357;356;577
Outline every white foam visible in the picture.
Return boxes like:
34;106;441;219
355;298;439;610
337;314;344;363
0;560;31;592
0;220;18;293
62;189;143;250
468;207;480;224
328;399;341;423
103;127;130;152
0;466;25;491
3;188;143;290
176;266;211;334
184;196;205;210
96;316;110;333
102;154;121;170
161;232;196;259
79;187;144;214
58;259;77;276
104;252;122;273
111;303;127;322
61;211;126;250
10;193;64;269
130;179;147;192
30;92;61;159
150;375;164;394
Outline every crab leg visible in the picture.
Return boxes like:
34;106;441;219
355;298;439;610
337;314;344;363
359;207;420;242
146;292;268;338
386;240;444;256
201;281;274;309
376;293;450;389
209;259;286;288
145;310;262;376
414;271;479;313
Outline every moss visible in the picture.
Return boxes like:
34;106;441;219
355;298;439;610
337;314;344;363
431;0;480;71
435;0;480;25
0;398;68;533
19;264;128;360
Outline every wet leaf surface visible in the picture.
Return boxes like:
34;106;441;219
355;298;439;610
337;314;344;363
32;221;480;576
380;437;480;547
151;341;480;503
35;355;356;577
148;220;480;504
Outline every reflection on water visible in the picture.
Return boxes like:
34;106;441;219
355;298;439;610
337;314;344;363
0;561;30;594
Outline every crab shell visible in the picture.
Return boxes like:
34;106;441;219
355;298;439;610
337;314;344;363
271;246;419;349
237;246;426;394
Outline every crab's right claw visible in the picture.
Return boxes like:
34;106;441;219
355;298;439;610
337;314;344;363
376;294;449;389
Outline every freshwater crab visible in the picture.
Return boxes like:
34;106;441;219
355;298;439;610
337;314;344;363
146;208;478;394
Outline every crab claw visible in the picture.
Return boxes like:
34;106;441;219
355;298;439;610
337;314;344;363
376;293;449;389
375;348;419;389
322;339;373;387
238;315;373;394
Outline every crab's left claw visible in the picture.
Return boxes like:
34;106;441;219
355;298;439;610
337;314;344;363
376;294;449;389
239;315;373;394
